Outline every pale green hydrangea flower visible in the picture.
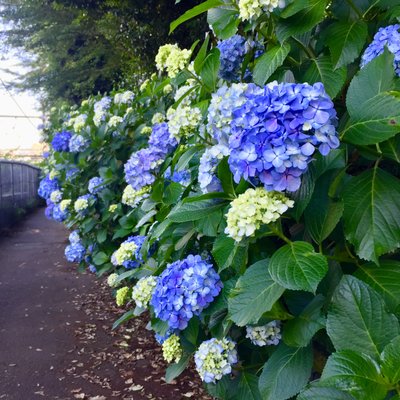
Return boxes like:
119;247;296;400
131;276;157;308
163;84;173;94
151;113;165;124
122;185;151;208
167;105;202;139
141;126;153;135
225;187;294;241
50;190;63;203
60;199;71;212
116;286;130;307
155;44;191;78
246;321;281;346
238;0;284;20
113;242;138;266
108;204;118;213
107;272;119;288
162;334;182;363
140;79;150;92
73;114;88;132
108;115;123;128
49;169;59;180
74;198;89;213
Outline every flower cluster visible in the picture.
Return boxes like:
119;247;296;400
165;167;191;187
131;276;157;308
69;230;80;244
93;96;111;126
151;254;223;330
73;114;88;132
121;185;150;207
246;321;281;346
65;232;85;263
155;44;191;78
207;83;248;146
114;91;134;105
162;334;182;363
66;167;79;181
166;105;202;139
148;122;178;154
226;187;293;241
198;145;229;193
151;112;165;125
194;338;238;383
238;0;284;21
116;286;130;306
88;176;106;194
217;35;247;81
361;24;400;76
38;174;60;200
52;204;68;222
107;273;120;288
111;235;146;269
69;134;89;153
74;194;93;216
229;82;339;192
50;190;63;203
108;115;123;128
60;199;71;212
51;131;72;152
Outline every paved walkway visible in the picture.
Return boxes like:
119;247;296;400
0;209;209;400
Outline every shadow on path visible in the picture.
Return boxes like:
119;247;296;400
0;208;209;400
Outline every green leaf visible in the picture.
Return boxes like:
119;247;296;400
234;373;262;400
326;275;400;358
355;260;400;312
228;259;285;326
283;295;326;347
212;235;248;273
303;56;346;98
326;20;368;69
291;168;315;220
92;251;109;266
163;182;184;206
96;229;107;244
258;344;313;400
194;34;210;74
217;157;235;198
169;0;223;33
112;309;135;330
346;50;397;117
207;6;239;39
342;168;400;263
200;48;220;91
297;386;355;400
269;242;328;293
276;0;328;42
380;136;400;163
165;353;191;383
381;336;400;384
320;350;387;400
168;199;227;223
312;149;346;178
281;0;310;17
253;44;291;86
174;228;196;251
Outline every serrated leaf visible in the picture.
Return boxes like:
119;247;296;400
326;20;368;69
168;199;227;223
276;0;328;43
283;295;326;347
258;344;313;400
253;44;290;86
380;136;400;163
297;386;355;400
228;259;285;326
342;168;400;263
212;235;248;273
269;241;328;293
380;336;400;384
355;261;400;312
320;350;387;400
207;6;239;39
234;373;262;400
303;56;346;98
326;275;400;358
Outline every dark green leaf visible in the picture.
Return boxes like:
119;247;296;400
228;259;285;326
168;199;227;223
326;275;400;358
92;251;109;266
343;168;400;263
258;344;313;400
217;157;235;198
165;353;191;383
207;6;239;39
212;235;248;273
269;242;328;293
194;34;210;74
234;373;262;400
96;229;107;244
112;309;135;330
291;168;315;221
380;336;400;384
200;48;220;91
297;386;355;400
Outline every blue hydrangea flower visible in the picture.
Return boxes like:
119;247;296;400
88;176;106;194
217;35;247;81
148;123;178;155
69;231;80;244
361;24;400;76
51;131;72;152
52;204;68;222
165;167;191;187
65;242;86;263
111;235;147;269
42;151;50;159
69;134;90;153
228;82;339;192
66;168;79;181
94;96;111;114
155;329;175;345
38;174;60;200
88;264;97;273
44;199;55;219
151;254;223;330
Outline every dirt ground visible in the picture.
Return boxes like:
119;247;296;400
0;208;211;400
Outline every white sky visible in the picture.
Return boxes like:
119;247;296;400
0;56;43;150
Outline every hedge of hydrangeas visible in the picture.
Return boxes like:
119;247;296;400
38;1;400;398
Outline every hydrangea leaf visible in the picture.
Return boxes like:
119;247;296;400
207;6;239;40
276;0;328;43
380;136;400;163
235;372;262;400
253;44;291;87
355;261;400;312
92;251;109;266
342;168;400;263
303;56;346;98
320;350;387;400
269;241;328;293
228;259;285;326
326;275;400;358
326;20;368;69
297;386;355;400
258;344;313;400
167;198;227;222
165;353;191;383
380;336;400;384
200;48;220;91
212;235;248;273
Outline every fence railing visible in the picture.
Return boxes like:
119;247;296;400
0;160;41;210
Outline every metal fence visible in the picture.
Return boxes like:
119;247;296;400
0;160;41;211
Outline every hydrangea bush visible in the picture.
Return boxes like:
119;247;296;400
39;1;400;398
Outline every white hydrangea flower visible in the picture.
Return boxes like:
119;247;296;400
73;114;88;132
131;276;157;308
108;115;123;128
151;113;165;125
155;44;191;78
167;105;202;139
238;0;284;21
225;187;294;241
50;190;63;204
246;321;282;346
121;185;150;208
74;198;89;213
60;199;71;212
107;273;119;288
162;334;182;363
